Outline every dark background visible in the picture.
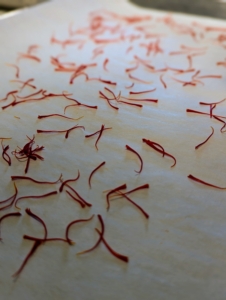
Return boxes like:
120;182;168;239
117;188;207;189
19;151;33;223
130;0;226;19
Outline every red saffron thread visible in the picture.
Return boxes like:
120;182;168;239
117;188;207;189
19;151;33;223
106;184;127;211
0;183;18;211
188;174;226;189
129;88;156;95
65;190;85;208
114;191;149;219
59;170;80;192
12;240;41;278
10;78;36;91
195;127;215;149
125;145;143;173
142;138;176;167
17;53;41;63
14;191;57;210
85;124;112;150
11;174;62;185
103;58;109;71
160;74;167;88
125;83;134;89
0;90;18;101
25;208;47;239
37;124;85;139
77;214;104;255
7;64;20;78
95;228;129;262
38;114;83;121
65;215;94;244
88;161;105;188
0;212;21;240
64;184;92;207
1;142;11;166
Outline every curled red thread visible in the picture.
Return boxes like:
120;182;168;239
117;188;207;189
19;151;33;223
65;215;94;244
14;191;57;210
85;124;112;150
142;138;176;167
89;161;105;188
106;184;127;211
0;212;21;240
25;208;47;239
37;124;85;139
129;88;156;95
11;174;62;185
77;214;104;255
195;127;214;149
126;145;143;174
1;142;11;166
95;228;129;262
65;190;85;208
59;170;80;192
38;114;83;121
188;174;226;189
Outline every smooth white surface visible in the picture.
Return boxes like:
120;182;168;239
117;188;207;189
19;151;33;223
0;0;226;299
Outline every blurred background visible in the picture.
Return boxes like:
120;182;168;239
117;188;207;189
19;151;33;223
0;0;226;19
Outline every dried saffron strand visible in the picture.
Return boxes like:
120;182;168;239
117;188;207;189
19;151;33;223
7;64;20;78
186;108;226;119
10;78;36;91
125;82;134;89
65;190;85;208
65;184;92;207
160;74;167;88
85;125;112;150
14;191;58;210
0;184;18;211
23;235;72;243
37;125;85;139
99;91;118;110
65;215;94;244
103;58;109;71
129;88;156;95
125;184;149;195
110;184;149;201
0;212;21;240
59;170;80;192
25;208;48;239
195;127;215;149
118;101;143;108
125;63;139;73
106;184;127;211
27;44;39;54
17;89;43;99
121;96;158;103
196;75;222;79
188;174;226;189
12;240;41;278
17;53;41;63
11;174;62;185
0;90;18;101
199;98;226;106
64;103;98;113
142;138;176;167
1;143;11;166
125;145;143;173
77;214;104;255
213;116;226;132
114;191;149;219
38;114;83;121
95;228;128;263
89;161;105;188
128;73;151;84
